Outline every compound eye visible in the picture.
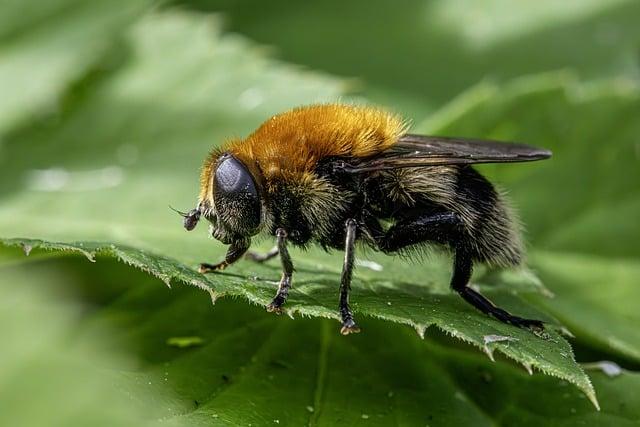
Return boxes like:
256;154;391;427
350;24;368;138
213;154;261;233
215;154;258;197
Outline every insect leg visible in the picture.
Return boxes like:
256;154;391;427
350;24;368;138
266;229;293;313
339;218;360;335
451;247;543;330
378;212;460;251
199;240;249;273
245;246;279;263
379;212;543;330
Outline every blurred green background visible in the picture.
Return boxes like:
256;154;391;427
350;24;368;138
1;1;639;426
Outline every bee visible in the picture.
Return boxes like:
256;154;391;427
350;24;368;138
180;104;551;335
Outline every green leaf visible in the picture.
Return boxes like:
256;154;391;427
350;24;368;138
0;10;598;403
2;236;593;403
0;0;152;134
5;256;638;425
0;259;182;426
530;252;640;362
188;0;640;116
415;73;640;362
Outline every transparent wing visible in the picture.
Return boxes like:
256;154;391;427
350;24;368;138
334;134;552;173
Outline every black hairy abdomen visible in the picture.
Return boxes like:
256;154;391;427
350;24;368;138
453;166;522;266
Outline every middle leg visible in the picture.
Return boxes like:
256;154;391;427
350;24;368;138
339;218;360;335
266;228;294;313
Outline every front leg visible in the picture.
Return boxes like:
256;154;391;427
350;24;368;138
266;228;293;313
339;218;360;335
199;240;249;273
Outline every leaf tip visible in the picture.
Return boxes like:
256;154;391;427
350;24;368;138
588;391;601;412
209;289;219;305
482;346;496;362
414;324;427;339
21;243;33;256
157;274;171;288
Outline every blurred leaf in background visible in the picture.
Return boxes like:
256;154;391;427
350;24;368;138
0;0;152;134
0;259;182;427
179;0;640;117
1;0;640;425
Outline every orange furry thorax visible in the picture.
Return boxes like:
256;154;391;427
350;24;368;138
199;104;408;201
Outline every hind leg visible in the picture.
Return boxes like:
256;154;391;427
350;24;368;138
450;247;543;329
379;212;544;330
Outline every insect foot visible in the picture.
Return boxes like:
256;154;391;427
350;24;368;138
266;295;286;314
340;318;361;335
198;262;228;274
